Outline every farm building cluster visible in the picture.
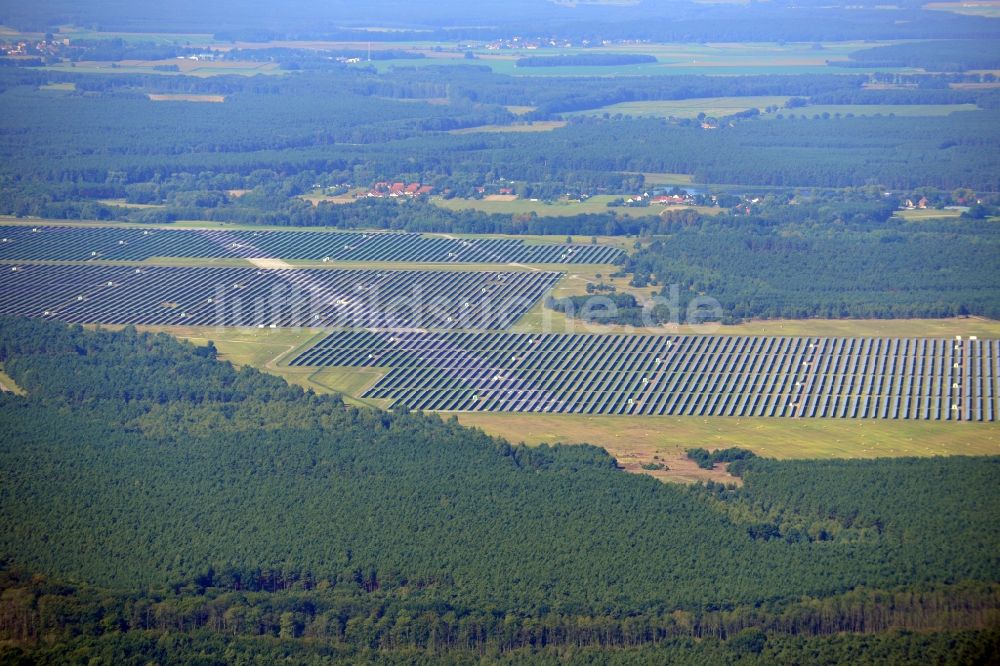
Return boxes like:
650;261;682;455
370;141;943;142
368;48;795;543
365;182;434;198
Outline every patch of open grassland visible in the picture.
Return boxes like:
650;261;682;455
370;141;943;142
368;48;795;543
456;412;1000;482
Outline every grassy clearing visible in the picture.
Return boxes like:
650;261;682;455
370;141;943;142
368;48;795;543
568;96;790;119
448;121;567;134
118;324;394;408
302;366;394;409
125;325;319;367
456;412;1000;482
298;190;363;206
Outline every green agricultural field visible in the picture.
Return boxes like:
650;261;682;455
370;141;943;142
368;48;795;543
637;172;696;186
893;208;965;220
568;96;791;119
366;40;908;76
431;194;721;218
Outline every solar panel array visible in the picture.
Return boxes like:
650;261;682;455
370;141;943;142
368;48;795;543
291;331;999;421
0;226;622;264
0;264;559;329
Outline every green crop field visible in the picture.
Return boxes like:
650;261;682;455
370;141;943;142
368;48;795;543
366;40;909;76
568;96;792;119
431;194;721;218
893;208;965;220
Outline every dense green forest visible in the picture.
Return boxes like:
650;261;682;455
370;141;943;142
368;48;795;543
0;318;998;661
838;40;1000;72
1;62;998;224
3;0;998;42
553;207;1000;324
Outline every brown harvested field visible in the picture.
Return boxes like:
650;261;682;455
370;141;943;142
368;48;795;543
484;194;519;201
148;93;225;102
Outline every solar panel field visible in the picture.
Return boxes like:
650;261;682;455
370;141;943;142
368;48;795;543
0;226;623;264
0;264;560;329
291;331;999;421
